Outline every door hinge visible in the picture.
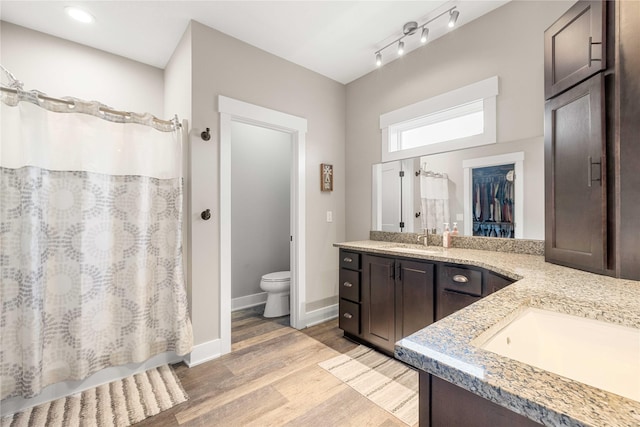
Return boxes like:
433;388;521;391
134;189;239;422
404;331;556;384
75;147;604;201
399;171;405;177
399;221;405;229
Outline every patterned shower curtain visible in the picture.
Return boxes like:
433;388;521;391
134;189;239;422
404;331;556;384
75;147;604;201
420;173;450;233
0;92;193;400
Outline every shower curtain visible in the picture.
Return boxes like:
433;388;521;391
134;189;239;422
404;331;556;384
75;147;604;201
0;90;193;400
420;173;450;233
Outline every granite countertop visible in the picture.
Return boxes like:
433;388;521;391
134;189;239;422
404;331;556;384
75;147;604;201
334;240;640;427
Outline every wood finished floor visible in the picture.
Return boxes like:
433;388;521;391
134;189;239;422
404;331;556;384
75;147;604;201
135;306;411;426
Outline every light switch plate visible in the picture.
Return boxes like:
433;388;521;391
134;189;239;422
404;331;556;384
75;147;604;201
456;213;464;221
326;211;333;222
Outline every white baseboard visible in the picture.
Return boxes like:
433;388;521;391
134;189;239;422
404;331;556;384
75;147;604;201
184;339;222;367
304;304;338;328
232;292;267;311
2;351;183;416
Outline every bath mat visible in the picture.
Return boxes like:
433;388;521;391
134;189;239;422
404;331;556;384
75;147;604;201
319;345;418;426
1;364;188;427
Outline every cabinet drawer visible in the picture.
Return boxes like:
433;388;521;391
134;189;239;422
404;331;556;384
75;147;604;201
339;300;360;335
436;289;482;321
439;265;482;296
340;251;361;270
339;269;360;302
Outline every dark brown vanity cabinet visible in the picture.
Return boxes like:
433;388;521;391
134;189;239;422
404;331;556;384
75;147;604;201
339;250;514;354
544;0;606;100
339;252;435;355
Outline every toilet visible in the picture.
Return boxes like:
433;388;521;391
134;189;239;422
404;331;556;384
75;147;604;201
260;271;291;318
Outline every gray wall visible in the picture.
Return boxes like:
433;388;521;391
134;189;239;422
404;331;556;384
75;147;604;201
0;22;164;117
231;121;291;299
345;1;575;241
185;21;346;344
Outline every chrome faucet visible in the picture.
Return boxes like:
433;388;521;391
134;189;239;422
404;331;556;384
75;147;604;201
416;228;430;246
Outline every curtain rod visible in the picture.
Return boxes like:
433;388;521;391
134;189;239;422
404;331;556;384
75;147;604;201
0;86;180;130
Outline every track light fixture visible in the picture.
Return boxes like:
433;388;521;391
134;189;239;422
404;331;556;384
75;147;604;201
374;6;459;67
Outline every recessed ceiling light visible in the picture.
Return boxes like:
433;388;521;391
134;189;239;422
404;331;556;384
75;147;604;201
65;6;95;24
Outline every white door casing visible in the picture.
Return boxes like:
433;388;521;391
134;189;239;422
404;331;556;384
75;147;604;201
219;96;307;355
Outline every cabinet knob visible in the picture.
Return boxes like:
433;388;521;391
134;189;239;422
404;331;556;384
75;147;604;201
343;281;353;288
201;209;211;220
343;257;353;263
453;274;469;283
343;313;353;319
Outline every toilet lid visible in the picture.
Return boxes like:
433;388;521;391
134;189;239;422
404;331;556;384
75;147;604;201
262;271;290;281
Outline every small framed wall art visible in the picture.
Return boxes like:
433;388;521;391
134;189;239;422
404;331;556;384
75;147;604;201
321;163;333;192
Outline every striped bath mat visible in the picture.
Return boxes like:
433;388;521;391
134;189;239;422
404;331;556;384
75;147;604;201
1;365;187;427
319;346;418;426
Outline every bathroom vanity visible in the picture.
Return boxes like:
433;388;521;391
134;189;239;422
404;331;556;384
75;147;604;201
338;247;512;355
334;239;640;427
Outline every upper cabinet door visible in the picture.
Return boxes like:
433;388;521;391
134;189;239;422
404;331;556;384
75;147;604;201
544;1;606;100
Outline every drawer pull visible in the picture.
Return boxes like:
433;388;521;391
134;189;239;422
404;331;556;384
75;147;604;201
343;313;353;319
343;281;353;288
343;257;353;263
453;274;469;283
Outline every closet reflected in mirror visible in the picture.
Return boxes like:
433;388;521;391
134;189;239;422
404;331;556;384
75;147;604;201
471;164;515;238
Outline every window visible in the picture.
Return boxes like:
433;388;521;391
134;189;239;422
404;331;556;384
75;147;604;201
381;76;498;162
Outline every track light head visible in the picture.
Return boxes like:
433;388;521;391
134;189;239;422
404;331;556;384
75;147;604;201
420;27;429;44
376;52;382;67
398;40;405;56
448;10;459;28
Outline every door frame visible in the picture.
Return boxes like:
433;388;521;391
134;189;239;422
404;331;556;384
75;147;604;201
218;96;307;354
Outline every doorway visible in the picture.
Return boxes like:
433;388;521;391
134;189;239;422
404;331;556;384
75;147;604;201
218;96;307;355
230;121;291;312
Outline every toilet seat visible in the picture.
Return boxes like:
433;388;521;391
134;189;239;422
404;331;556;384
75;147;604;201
261;271;290;282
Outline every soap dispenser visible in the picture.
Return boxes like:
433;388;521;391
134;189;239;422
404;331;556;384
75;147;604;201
443;223;451;248
452;222;459;236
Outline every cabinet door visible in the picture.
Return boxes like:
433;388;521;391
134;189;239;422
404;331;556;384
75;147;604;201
362;255;396;353
545;73;605;273
485;272;513;296
396;260;435;339
544;0;606;99
436;289;481;321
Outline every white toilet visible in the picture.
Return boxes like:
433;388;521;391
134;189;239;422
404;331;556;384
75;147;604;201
260;271;291;318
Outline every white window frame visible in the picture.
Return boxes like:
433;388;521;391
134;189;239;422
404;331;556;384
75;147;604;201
380;76;499;163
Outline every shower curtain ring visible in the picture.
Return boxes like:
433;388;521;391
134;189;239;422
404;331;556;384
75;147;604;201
201;128;211;141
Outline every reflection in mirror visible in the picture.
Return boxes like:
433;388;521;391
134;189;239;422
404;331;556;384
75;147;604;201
371;138;545;240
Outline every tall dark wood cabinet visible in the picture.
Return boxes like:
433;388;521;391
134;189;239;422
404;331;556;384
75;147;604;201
544;0;609;275
545;0;640;279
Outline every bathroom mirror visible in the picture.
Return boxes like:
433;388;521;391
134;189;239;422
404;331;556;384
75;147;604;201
371;137;545;240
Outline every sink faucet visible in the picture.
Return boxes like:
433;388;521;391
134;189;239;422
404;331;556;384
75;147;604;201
416;229;430;246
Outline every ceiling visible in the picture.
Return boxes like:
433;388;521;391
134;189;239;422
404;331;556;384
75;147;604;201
0;1;509;84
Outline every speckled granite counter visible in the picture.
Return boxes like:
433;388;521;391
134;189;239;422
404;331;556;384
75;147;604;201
334;240;640;427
